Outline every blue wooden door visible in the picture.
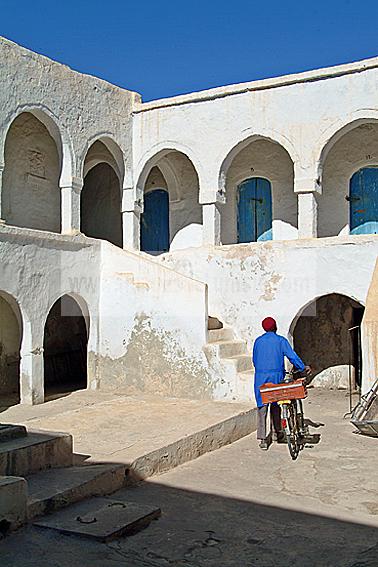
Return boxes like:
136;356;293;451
237;178;272;243
140;189;170;253
350;168;378;235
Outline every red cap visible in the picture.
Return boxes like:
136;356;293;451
262;317;277;332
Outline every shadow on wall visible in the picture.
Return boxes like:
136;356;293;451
81;163;122;247
293;294;364;389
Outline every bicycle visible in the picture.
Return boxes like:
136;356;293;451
260;369;311;460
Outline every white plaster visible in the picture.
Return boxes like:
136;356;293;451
170;224;203;251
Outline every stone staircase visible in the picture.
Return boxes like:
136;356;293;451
0;425;127;531
120;272;150;290
204;327;255;402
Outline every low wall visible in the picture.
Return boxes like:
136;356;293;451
96;242;212;399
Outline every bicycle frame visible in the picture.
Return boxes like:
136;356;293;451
278;398;308;460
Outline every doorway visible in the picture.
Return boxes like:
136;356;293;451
237;178;272;242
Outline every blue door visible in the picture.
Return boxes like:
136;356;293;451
237;178;272;243
140;189;170;254
350;168;378;235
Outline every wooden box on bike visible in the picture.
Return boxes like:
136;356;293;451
260;379;307;404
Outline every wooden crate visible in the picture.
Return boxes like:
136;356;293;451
260;379;307;404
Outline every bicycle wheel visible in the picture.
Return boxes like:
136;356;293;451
285;403;300;460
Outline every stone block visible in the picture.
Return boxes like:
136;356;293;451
0;476;27;531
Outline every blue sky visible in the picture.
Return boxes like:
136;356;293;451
1;0;378;101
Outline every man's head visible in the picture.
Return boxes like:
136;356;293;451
262;317;277;332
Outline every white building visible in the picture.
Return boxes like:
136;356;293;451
0;37;377;406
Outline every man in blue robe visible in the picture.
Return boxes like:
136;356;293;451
253;317;309;450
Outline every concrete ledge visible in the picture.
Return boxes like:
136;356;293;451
128;407;257;480
0;476;27;530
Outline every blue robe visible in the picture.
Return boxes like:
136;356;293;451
252;332;305;407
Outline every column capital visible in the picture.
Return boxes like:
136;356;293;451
122;187;143;213
199;189;226;205
60;177;83;192
294;177;321;194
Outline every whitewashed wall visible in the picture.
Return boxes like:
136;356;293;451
98;242;211;398
160;235;378;388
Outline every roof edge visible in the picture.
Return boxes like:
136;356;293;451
134;55;378;113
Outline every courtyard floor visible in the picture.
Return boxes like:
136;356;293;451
1;390;377;567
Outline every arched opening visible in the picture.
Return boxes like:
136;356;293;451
138;151;201;254
291;293;365;389
3;112;61;232
349;167;378;235
0;292;22;407
220;137;296;245
43;295;88;400
319;121;378;237
81;141;122;247
237;177;272;242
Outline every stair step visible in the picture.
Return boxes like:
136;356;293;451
0;431;73;477
217;340;247;358
122;272;135;283
227;355;253;372
135;281;150;289
208;328;234;343
237;370;255;381
0;424;27;442
27;463;127;519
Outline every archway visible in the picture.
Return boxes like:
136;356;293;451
43;295;88;399
3;112;61;232
319;121;378;237
291;294;365;389
137;151;201;254
237;177;272;242
220;137;296;244
81;141;122;247
0;292;22;407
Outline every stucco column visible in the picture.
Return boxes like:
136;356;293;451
0;163;5;223
200;187;225;246
122;188;141;251
61;178;82;235
202;203;222;246
19;323;44;405
298;192;318;238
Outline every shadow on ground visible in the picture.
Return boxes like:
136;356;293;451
1;469;377;567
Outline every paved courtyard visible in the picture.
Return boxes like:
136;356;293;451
1;390;377;567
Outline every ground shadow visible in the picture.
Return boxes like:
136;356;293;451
0;452;377;567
